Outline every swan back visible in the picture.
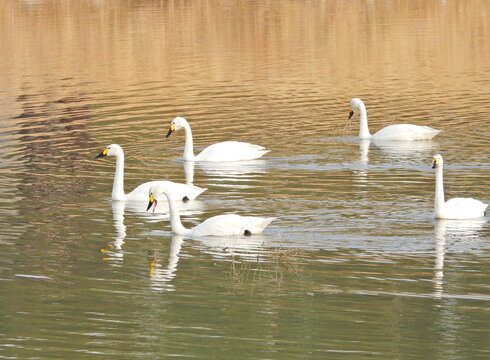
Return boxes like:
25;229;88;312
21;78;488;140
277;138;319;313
191;214;275;236
195;141;270;162
127;180;206;202
373;124;441;141
440;198;488;219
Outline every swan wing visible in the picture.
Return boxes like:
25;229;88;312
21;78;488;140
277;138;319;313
126;180;206;202
192;214;275;236
195;141;270;162
373;124;441;141
443;197;487;219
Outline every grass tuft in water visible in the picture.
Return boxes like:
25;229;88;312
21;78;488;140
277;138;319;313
229;236;304;292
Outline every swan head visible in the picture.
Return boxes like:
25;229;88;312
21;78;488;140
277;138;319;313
147;183;167;212
432;154;443;169
147;191;157;212
348;98;364;120
95;144;123;159
166;117;187;138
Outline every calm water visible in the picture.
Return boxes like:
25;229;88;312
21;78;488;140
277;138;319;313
1;1;489;358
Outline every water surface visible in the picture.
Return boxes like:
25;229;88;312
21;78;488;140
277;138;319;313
0;1;489;359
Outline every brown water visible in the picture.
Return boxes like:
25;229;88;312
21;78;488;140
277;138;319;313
0;1;489;359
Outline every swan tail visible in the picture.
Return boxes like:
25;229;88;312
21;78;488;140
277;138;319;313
247;217;275;234
190;186;207;199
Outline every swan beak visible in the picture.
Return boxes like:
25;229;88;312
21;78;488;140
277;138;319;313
348;108;354;120
166;124;175;138
147;194;157;212
95;148;108;159
432;160;438;169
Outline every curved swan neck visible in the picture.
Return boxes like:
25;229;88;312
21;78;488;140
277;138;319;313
434;166;445;218
182;120;195;161
358;103;371;140
163;190;190;235
112;152;126;201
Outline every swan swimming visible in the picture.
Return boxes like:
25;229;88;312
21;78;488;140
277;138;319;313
166;116;270;162
432;154;487;219
348;98;441;141
95;144;206;202
147;183;275;237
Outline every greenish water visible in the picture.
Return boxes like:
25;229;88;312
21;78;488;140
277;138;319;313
0;1;489;359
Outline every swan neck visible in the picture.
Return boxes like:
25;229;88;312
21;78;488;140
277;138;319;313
112;153;126;200
182;121;195;161
358;105;371;139
164;191;190;235
434;166;445;218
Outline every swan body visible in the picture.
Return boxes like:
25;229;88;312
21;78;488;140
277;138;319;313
432;154;487;219
349;98;441;141
95;144;206;202
166;116;270;162
147;183;275;237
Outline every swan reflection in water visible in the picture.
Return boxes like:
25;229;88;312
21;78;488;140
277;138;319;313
351;138;437;189
101;198;205;264
149;235;184;292
191;234;273;262
359;138;438;165
433;218;487;299
100;201;127;264
148;233;276;292
183;159;267;188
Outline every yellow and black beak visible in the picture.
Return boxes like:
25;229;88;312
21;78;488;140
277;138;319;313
166;124;175;138
95;147;108;159
348;107;354;120
147;193;157;212
432;159;439;169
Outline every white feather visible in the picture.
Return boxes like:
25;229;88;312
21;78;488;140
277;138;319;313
167;117;270;162
95;144;206;202
349;98;441;141
149;183;275;237
432;154;487;219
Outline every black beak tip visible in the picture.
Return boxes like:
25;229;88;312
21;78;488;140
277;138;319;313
348;111;354;120
146;201;153;211
95;152;105;159
432;164;436;169
166;129;173;138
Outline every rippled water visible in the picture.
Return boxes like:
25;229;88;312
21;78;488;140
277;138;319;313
0;1;489;358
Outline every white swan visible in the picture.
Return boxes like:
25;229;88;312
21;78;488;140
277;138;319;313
147;183;275;237
432;154;487;219
348;98;441;140
95;144;206;202
166;116;270;162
